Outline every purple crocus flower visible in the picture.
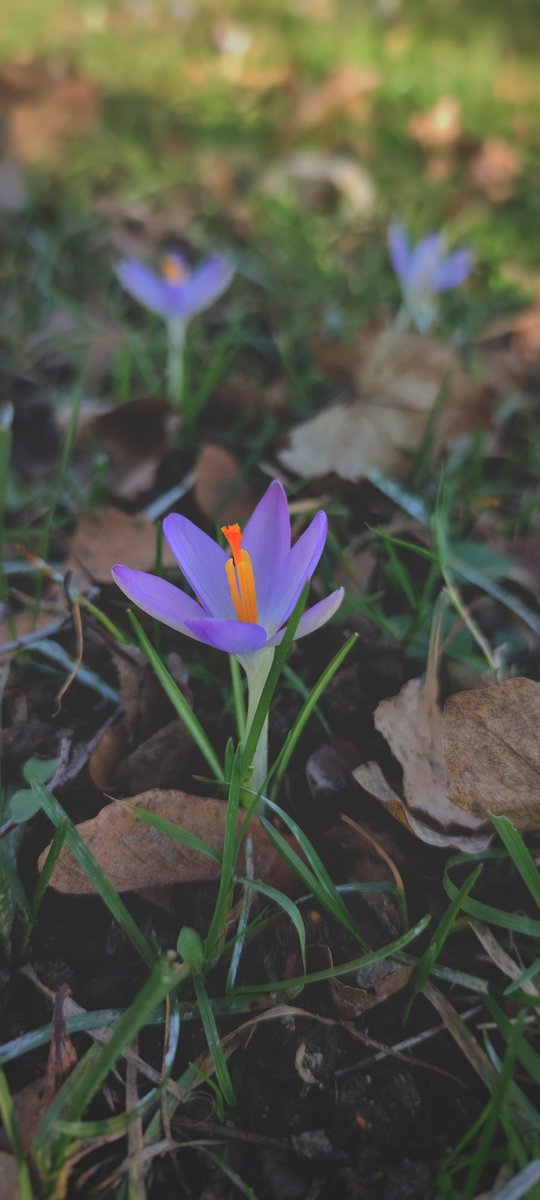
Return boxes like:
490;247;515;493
112;480;343;661
116;252;235;322
388;224;472;332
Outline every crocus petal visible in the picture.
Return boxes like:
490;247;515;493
176;256;235;319
116;260;169;318
183;618;268;654
407;234;444;295
265;511;328;632
267;587;344;646
163;513;234;620
112;565;206;635
242;480;291;624
432;248;473;292
388;224;411;286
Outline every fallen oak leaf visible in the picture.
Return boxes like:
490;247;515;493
38;789;297;895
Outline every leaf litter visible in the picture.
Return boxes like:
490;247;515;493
1;8;540;1198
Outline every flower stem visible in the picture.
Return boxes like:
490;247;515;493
167;318;186;410
241;647;275;804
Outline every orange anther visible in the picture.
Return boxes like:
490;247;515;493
221;523;243;567
161;256;185;284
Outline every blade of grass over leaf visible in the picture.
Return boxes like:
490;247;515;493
130;807;221;865
31;783;155;966
129;611;225;783
230;916;430;996
21;818;68;956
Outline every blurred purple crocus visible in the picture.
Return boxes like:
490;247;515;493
388;224;472;333
116;252;234;408
116;252;234;322
113;480;343;790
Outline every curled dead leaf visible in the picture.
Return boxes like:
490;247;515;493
263;151;377;219
38;789;297;895
280;329;493;482
354;671;540;848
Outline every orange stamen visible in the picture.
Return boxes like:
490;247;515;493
222;524;258;623
161;256;186;284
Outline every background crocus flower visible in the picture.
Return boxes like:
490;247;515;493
116;251;234;409
388;223;472;333
116;252;234;322
113;480;343;791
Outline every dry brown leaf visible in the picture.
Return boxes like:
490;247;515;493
30;309;128;383
443;678;540;828
0;605;66;657
280;329;493;482
331;958;413;1019
408;97;463;151
468;138;521;203
89;647;192;792
355;671;540;847
194;444;256;523
4;64;100;165
66;506;176;588
288;65;379;134
38;789;296;894
76;397;180;502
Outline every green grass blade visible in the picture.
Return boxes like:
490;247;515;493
270;633;358;800
130;806;221;863
205;746;243;963
192;972;236;1108
261;798;364;944
406;865;482;1020
32;783;155;966
235;877;306;975
31;959;188;1172
0;1069;34;1199
444;852;540;939
129;611;225;783
230;915;430;996
460;1015;525;1200
491;815;540;909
